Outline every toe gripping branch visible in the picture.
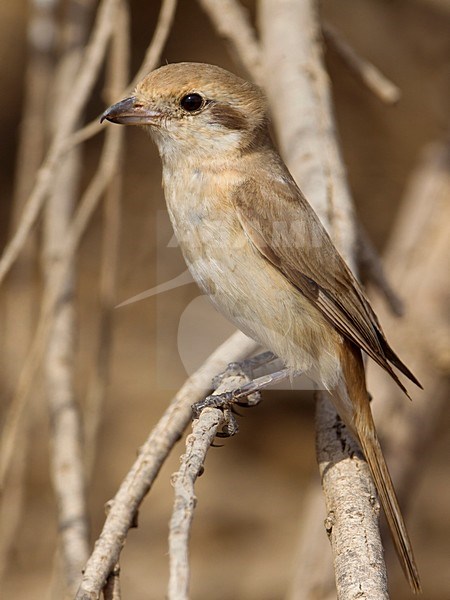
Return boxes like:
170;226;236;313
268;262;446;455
191;352;289;438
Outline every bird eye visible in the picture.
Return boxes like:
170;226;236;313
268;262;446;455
180;93;204;112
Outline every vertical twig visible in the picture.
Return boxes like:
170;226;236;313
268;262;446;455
131;0;178;87
0;0;57;589
84;0;130;479
43;0;97;595
369;141;450;499
0;0;119;287
168;408;224;600
0;0;119;493
259;0;388;596
197;0;263;82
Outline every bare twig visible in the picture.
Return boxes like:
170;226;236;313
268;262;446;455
0;0;119;288
53;0;179;156
75;331;258;600
259;0;388;595
199;0;399;320
0;0;57;588
197;0;263;83
370;141;450;499
0;120;124;493
168;356;268;597
168;408;224;600
130;0;178;88
0;0;176;499
323;23;401;105
43;1;97;594
84;0;129;478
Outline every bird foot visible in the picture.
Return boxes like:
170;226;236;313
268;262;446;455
192;355;290;438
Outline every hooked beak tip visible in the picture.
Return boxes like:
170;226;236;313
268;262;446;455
101;96;160;126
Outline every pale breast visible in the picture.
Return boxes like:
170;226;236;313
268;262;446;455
161;165;342;389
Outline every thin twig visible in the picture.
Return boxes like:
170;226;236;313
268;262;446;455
0;0;57;588
323;23;401;105
0;0;119;288
84;0;129;478
0;0;177;497
168;358;267;597
370;140;450;499
0;124;123;492
43;1;97;595
197;0;263;83
130;0;178;88
75;331;258;600
168;408;224;600
50;0;179;159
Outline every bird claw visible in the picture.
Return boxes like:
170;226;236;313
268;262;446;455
192;352;283;440
191;391;234;419
216;408;239;437
192;392;240;437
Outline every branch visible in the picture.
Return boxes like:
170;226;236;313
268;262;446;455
50;0;178;169
1;0;176;514
198;0;399;317
259;0;388;595
323;23;401;105
168;408;224;600
43;2;98;594
0;0;57;587
197;0;263;83
0;0;119;288
369;140;450;500
315;397;388;598
84;0;129;480
167;356;266;597
75;331;258;600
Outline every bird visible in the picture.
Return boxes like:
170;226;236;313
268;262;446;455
101;62;422;592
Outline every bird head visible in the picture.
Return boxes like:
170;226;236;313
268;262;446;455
101;62;269;161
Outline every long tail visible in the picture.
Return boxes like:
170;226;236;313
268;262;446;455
337;341;422;593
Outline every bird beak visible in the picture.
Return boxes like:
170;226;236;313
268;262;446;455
100;96;160;125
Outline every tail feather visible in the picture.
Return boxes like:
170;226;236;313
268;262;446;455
356;419;422;593
338;341;422;593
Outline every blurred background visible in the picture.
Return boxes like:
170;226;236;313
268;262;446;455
0;1;449;598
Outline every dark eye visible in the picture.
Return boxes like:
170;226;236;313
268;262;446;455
180;93;204;112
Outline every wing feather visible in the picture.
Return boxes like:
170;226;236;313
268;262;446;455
233;175;421;393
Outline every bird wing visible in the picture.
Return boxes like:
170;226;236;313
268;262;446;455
233;175;421;394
